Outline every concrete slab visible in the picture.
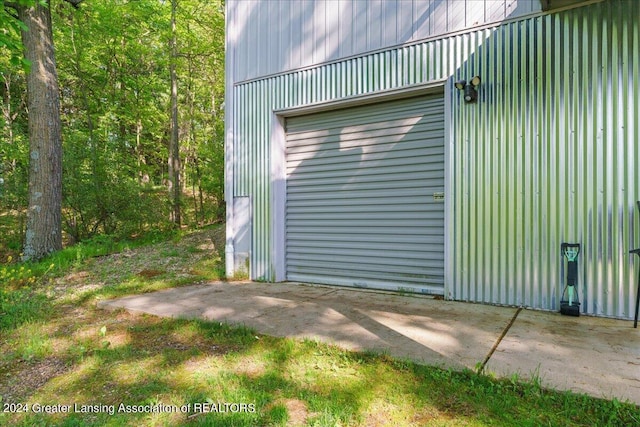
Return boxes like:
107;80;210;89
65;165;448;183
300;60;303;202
98;281;640;405
485;309;640;404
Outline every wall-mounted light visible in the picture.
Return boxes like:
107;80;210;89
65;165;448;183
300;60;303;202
455;76;481;103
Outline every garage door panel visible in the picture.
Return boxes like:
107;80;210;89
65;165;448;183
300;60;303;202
288;208;444;220
287;130;443;160
287;122;444;147
287;187;440;201
286;144;443;169
288;177;443;193
287;134;445;160
286;155;444;180
287;208;444;220
287;196;443;208
287;105;444;134
288;198;444;213
287;233;444;246
287;248;445;264
286;94;445;294
287;162;442;181
287;228;443;241
287;269;444;287
287;221;444;232
287;183;435;196
287;261;445;278
286;239;438;252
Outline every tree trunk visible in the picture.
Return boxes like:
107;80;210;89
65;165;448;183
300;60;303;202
19;2;63;261
168;0;181;226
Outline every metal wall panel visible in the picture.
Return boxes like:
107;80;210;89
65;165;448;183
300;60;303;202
450;0;640;319
285;95;445;293
227;0;543;83
226;0;639;319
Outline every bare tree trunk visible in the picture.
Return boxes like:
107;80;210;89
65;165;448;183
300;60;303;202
168;0;181;226
19;2;63;261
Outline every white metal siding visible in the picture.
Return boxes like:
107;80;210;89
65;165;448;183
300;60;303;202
285;94;445;293
227;0;543;83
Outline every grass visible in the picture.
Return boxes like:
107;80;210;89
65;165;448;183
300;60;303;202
1;224;639;426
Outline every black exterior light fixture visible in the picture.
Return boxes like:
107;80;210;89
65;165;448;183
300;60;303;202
455;76;481;103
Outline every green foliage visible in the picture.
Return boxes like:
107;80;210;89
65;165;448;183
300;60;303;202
0;283;49;331
1;0;226;253
62;130;170;240
0;0;39;72
0;61;29;234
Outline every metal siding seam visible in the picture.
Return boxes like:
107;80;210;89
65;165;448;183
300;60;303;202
465;33;478;302
618;6;629;317
495;24;506;305
613;3;625;318
603;5;614;316
630;4;640;317
529;16;539;306
538;17;548;307
479;30;489;303
583;6;601;312
594;8;605;314
506;21;517;305
486;24;497;304
520;19;530;306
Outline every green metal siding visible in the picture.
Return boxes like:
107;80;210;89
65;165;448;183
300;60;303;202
228;0;640;319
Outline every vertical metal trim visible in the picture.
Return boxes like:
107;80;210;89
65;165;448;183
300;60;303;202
271;87;287;282
224;0;236;278
444;76;455;300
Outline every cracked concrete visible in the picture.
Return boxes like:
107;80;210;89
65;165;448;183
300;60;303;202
98;281;640;405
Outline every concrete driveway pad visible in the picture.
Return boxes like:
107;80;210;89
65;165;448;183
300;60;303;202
485;308;640;403
98;281;640;405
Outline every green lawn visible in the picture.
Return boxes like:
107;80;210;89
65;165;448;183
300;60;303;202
1;225;638;426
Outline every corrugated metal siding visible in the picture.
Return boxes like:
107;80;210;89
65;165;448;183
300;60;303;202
451;0;640;318
227;0;542;82
228;0;640;319
285;95;445;293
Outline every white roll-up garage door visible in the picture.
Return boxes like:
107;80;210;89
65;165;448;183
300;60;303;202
285;94;445;294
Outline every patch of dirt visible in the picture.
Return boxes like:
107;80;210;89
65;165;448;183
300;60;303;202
234;359;267;378
137;268;165;279
64;271;90;283
128;326;233;356
52;225;226;298
0;357;70;404
266;398;312;426
282;398;311;426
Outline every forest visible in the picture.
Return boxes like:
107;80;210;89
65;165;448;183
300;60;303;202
1;0;225;262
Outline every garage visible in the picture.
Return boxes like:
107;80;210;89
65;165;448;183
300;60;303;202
285;94;446;294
